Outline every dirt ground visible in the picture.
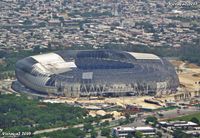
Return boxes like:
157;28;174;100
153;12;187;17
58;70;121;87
170;60;200;91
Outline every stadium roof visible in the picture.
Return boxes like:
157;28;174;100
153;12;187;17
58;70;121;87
128;52;160;60
31;53;64;64
31;53;76;74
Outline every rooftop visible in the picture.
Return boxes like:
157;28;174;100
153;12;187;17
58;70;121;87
128;52;161;60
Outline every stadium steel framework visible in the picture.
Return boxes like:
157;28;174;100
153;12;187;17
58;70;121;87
15;50;179;97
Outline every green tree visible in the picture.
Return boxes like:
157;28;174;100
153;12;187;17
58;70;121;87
126;133;133;138
83;123;93;132
173;129;191;138
135;131;143;138
101;120;110;127
190;117;199;125
33;45;41;53
0;94;87;132
145;116;158;125
0;50;7;58
101;128;110;137
91;130;98;138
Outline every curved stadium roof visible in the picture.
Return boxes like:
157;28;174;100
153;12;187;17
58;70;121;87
15;50;179;96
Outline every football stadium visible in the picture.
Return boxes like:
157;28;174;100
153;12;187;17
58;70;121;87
15;50;179;97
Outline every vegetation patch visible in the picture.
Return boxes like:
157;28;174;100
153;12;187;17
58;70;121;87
0;94;88;133
168;112;200;124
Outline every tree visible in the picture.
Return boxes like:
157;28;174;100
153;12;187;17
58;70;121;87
126;133;133;138
190;117;199;125
129;117;135;123
83;123;93;132
145;116;157;125
47;42;52;50
23;19;32;25
173;129;191;138
90;130;98;138
33;45;41;53
101;120;110;127
0;94;87;133
101;128;110;137
135;131;143;138
0;50;7;58
38;22;46;27
156;131;162;138
125;113;130;120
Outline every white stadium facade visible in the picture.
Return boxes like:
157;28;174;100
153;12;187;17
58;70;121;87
15;50;179;97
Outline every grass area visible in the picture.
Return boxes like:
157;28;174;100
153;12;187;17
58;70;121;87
168;112;200;122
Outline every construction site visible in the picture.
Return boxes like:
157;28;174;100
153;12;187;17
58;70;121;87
38;59;200;117
2;58;199;118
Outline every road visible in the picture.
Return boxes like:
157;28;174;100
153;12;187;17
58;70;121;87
33;124;84;135
33;106;200;135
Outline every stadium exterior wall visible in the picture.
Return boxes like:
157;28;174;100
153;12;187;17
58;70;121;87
15;50;179;97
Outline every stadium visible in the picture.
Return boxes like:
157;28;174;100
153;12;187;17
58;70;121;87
15;50;179;97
